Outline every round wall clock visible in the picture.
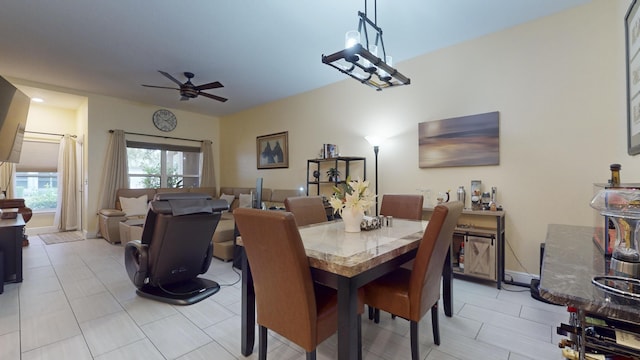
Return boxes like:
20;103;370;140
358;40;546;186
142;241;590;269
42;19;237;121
152;109;177;132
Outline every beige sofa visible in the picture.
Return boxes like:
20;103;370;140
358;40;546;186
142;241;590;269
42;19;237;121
99;186;302;262
98;187;218;243
212;187;302;261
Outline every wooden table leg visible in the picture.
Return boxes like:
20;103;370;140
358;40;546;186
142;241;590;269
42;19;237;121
336;276;359;360
241;251;255;356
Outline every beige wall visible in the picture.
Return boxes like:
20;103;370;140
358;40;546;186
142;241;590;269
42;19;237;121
6;1;634;276
220;0;634;275
85;95;221;236
22;103;81;230
8;83;221;237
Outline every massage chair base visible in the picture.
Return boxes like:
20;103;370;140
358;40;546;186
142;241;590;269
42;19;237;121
136;278;220;305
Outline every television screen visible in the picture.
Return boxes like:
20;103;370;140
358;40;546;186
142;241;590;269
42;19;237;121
253;177;263;209
0;76;29;163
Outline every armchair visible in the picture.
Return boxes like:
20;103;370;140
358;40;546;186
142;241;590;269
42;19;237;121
124;192;228;305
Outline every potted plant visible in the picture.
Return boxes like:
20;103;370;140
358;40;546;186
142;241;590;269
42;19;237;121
326;167;341;182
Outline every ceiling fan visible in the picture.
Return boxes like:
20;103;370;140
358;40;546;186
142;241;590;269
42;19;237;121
142;71;228;103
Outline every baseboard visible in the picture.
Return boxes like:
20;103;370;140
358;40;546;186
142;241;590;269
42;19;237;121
84;230;98;239
504;270;537;285
26;226;58;236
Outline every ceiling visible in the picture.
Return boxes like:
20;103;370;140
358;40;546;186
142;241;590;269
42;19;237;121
0;0;590;116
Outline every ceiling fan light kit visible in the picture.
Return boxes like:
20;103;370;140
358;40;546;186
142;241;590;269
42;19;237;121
322;0;410;91
142;71;228;103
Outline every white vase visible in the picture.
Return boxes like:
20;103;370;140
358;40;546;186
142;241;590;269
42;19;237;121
341;208;364;233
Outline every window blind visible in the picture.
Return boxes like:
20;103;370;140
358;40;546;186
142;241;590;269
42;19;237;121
15;140;59;172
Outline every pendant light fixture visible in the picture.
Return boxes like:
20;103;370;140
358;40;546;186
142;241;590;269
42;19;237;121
322;0;410;91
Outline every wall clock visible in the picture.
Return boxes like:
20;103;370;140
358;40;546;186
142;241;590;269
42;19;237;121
152;109;177;132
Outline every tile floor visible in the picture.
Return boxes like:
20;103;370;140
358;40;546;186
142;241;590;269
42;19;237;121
0;235;570;360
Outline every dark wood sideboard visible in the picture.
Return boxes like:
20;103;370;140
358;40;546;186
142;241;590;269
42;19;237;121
0;199;32;246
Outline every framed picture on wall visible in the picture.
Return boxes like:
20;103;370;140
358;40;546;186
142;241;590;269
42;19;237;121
418;111;499;168
256;131;289;169
626;0;640;155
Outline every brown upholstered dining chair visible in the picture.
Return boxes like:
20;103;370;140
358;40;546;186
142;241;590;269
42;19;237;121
233;208;362;360
374;193;425;318
284;196;328;226
379;194;424;220
364;201;463;360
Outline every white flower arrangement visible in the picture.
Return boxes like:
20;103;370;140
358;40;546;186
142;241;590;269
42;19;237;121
329;177;376;215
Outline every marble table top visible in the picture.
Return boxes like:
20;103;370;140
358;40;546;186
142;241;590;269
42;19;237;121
540;224;640;322
298;219;427;278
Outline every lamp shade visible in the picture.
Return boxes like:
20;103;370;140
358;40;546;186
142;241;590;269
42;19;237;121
378;56;393;79
363;44;378;71
345;31;360;49
365;136;386;147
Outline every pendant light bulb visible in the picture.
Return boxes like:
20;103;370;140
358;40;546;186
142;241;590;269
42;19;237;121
345;30;361;49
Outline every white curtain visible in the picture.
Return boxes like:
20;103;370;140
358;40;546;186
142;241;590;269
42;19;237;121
54;135;78;230
0;162;15;198
98;130;128;210
200;140;216;188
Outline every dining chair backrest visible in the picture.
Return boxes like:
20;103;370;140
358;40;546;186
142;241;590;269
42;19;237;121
379;194;424;220
409;201;463;320
284;196;328;226
233;207;320;351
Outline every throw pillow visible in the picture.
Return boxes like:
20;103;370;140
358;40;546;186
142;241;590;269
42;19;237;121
220;193;235;206
239;193;253;208
119;194;148;217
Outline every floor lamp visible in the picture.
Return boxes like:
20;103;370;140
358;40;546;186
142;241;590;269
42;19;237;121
365;136;383;216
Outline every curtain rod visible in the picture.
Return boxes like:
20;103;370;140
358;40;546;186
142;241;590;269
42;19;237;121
26;131;77;138
109;130;205;143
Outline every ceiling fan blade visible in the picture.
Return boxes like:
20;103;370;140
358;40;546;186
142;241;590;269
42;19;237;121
199;92;228;103
195;81;223;91
142;84;180;90
158;70;184;86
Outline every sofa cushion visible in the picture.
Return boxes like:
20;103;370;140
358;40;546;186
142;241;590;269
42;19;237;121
99;208;126;216
239;193;252;208
189;187;217;198
119;194;148;216
220;212;234;221
261;188;272;202
115;188;156;210
220;193;235;206
218;187;235;197
212;219;235;244
266;189;303;209
156;188;185;194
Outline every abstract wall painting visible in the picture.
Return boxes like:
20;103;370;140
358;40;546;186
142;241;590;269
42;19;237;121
418;111;499;168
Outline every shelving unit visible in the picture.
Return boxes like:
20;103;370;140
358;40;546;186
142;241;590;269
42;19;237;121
306;157;366;197
541;224;640;360
423;207;506;289
575;312;640;358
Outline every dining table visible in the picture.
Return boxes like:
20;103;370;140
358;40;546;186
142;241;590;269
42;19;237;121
239;218;454;360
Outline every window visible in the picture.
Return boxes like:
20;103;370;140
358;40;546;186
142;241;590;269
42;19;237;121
15;140;59;211
127;141;201;189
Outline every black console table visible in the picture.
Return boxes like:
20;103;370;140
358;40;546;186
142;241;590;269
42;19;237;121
0;214;25;293
540;224;640;359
